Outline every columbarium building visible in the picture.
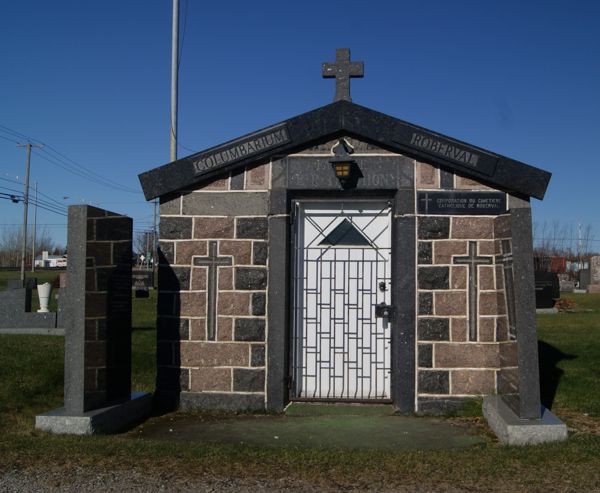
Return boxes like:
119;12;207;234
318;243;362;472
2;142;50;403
139;49;551;421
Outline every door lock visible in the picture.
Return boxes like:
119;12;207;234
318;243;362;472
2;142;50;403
375;303;394;319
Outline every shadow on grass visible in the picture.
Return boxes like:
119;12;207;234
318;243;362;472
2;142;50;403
538;339;576;410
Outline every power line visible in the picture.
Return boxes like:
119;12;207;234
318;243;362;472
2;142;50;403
0;133;20;145
0;176;67;208
0;184;67;209
0;191;67;217
0;186;67;214
34;148;141;194
534;237;600;243
0;124;40;143
41;144;141;193
0;223;67;226
0;123;142;193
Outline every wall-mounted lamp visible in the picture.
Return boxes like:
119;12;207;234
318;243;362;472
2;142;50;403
330;139;359;188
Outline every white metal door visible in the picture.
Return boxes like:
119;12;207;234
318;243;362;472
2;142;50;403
292;201;392;400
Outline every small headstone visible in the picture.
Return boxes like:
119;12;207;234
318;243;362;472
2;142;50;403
579;269;590;290
132;269;153;298
559;280;575;293
534;271;559;309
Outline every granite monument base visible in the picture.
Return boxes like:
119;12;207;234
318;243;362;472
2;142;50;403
483;395;567;446
0;326;63;336
535;307;558;315
35;391;152;435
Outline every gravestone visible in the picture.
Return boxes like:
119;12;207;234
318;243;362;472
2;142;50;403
36;205;151;434
132;268;153;298
0;277;58;332
579;269;590;290
559;280;574;293
588;256;600;293
534;271;559;308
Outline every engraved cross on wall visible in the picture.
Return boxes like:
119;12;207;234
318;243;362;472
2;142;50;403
496;239;516;340
193;241;232;341
453;241;493;341
419;192;433;214
322;48;364;102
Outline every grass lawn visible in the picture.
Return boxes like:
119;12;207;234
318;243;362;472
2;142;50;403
0;269;63;290
0;292;599;491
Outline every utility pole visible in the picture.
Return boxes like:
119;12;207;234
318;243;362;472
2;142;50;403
31;181;38;272
170;0;179;162
16;143;43;283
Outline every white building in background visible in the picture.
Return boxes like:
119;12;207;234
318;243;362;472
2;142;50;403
34;251;67;268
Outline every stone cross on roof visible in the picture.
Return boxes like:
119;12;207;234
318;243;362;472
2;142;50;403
322;48;364;102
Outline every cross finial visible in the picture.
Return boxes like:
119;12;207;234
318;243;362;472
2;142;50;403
322;48;364;102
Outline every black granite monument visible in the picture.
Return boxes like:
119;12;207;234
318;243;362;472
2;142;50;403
36;205;151;434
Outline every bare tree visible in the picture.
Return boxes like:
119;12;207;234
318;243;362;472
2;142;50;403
0;226;61;268
533;220;597;275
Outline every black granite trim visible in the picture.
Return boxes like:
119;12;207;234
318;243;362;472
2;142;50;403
392;216;416;414
230;169;245;190
418;370;449;394
417;396;475;415
418;266;449;290
269;189;288;215
159;217;192;240
266;216;289;411
418;318;450;341
139;101;551;201
418;343;433;368
418;292;433;315
440;169;454;189
237;218;268;239
418;217;450;240
234;319;265;341
63;206;133;415
179;392;264;412
251;345;265;367
235;267;267;290
507;207;541;419
233;368;265;392
251;293;266;316
253;242;268;265
418;242;432;264
395;189;415;216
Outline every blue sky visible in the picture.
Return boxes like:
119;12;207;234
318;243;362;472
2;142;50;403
1;1;599;251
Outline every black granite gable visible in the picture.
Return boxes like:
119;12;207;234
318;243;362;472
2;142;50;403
139;101;551;201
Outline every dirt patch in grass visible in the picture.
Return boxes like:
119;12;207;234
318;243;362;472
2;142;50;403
555;406;600;436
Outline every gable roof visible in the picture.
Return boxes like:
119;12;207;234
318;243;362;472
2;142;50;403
138;100;551;200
